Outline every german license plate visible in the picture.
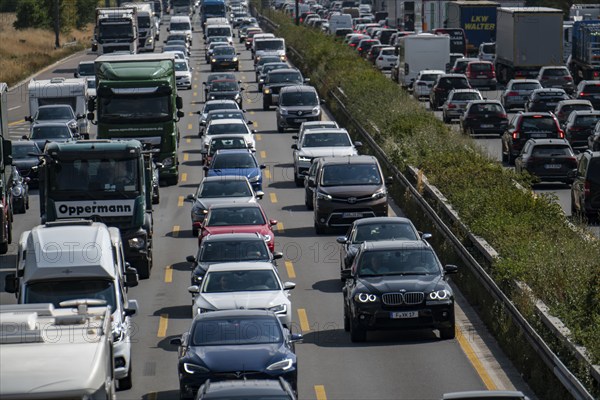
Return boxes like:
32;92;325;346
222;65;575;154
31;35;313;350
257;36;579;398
481;124;494;128
390;311;418;319
531;133;548;138
545;164;561;169
221;62;230;66
477;75;487;78
547;102;557;107
342;212;362;218
294;118;307;123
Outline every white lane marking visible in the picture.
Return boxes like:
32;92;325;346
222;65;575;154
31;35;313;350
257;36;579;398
8;106;21;111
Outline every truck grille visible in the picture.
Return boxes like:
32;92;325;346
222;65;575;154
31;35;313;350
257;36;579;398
382;292;424;306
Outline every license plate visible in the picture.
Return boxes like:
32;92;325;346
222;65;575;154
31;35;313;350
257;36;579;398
221;62;230;66
294;118;307;123
481;124;494;128
390;311;418;319
547;102;557;107
477;75;487;78
531;133;548;138
342;212;362;218
545;164;561;169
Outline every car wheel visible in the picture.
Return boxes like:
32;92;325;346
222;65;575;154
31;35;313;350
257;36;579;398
294;176;304;187
314;221;326;235
501;148;508;163
277;125;284;133
442;114;450;123
350;318;367;342
192;227;199;237
25;196;29;210
343;307;350;332
305;191;313;210
263;101;269;111
117;364;133;391
439;323;456;340
179;385;193;400
136;256;151;280
508;152;515;166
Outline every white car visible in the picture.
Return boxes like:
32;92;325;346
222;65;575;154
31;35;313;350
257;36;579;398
297;120;339;141
175;59;193;89
202;118;256;149
442;89;483;123
292;128;361;186
375;46;396;70
188;262;296;327
412;69;445;100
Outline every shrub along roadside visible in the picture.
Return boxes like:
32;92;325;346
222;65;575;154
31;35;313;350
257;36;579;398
260;9;600;364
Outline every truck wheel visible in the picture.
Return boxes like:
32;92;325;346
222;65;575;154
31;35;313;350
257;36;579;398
263;101;269;111
137;256;152;280
0;241;7;255
117;364;133;391
192;227;199;237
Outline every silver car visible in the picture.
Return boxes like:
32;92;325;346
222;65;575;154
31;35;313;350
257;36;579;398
536;66;575;95
442;89;483;123
413;70;445;100
500;79;542;110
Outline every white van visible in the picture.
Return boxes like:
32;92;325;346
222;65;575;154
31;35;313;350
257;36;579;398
251;33;275;57
4;220;140;391
253;37;286;64
28;77;90;138
328;13;353;34
205;23;234;45
396;33;450;89
169;15;193;45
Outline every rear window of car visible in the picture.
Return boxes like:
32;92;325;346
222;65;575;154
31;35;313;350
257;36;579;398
438;78;470;89
452;92;480;101
482;43;495;53
519;117;558;132
470;63;492;72
421;74;441;82
532;145;572;156
574;115;600;126
543;68;569;77
587;158;600;180
513;82;541;91
563;104;592;114
380;49;395;56
583;84;600;93
469;103;503;114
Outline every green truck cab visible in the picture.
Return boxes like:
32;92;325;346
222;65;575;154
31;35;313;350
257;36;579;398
39;140;156;278
88;53;184;185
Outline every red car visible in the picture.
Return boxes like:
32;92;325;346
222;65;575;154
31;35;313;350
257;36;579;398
198;203;277;252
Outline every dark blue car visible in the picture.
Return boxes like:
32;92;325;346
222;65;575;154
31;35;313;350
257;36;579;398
204;149;265;191
171;309;301;400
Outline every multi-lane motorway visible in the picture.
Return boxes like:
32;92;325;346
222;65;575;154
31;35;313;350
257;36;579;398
0;12;541;400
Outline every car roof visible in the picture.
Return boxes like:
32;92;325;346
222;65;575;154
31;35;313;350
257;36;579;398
418;70;445;76
570;110;600;116
205;99;238;105
304;128;348;135
467;100;502;105
557;99;592;106
209;202;262;210
508;79;540;84
467;60;493;65
352;216;414;226
362;240;431;251
269;68;300;74
201;232;264;242
37;104;73;109
202;175;250;182
319;155;378;165
206;261;276;272
532;88;567;93
449;89;480;94
32;122;72;127
213;149;254;156
519;112;555;117
193;309;276;321
526;138;570;146
440;73;468;78
209;118;247;125
280;85;315;93
208;134;249;140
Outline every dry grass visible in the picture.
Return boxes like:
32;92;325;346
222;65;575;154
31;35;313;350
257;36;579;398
0;13;93;86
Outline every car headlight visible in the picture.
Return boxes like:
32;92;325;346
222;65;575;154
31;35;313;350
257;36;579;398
191;275;203;285
210;95;216;100
148;38;153;44
429;289;452;301
198;307;213;314
256;56;261;62
268;304;287;314
248;175;260;182
298;156;312;162
312;106;320;114
280;55;287;61
259;78;264;83
279;107;288;115
354;293;378;303
266;358;293;371
371;188;386;199
192;206;206;216
11;185;23;197
233;57;238;62
211;58;217;63
264;88;271;94
162;157;174;167
316;191;332;201
128;237;145;249
68;121;78;129
183;363;210;374
263;234;272;242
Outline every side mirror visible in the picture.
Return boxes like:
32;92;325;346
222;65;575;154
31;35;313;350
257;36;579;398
203;166;209;172
255;190;264;199
567;169;578;179
251;129;257;133
177;110;185;118
76;114;84;120
273;252;283;260
21;135;28;140
290;333;303;343
186;194;195;201
291;144;298;149
166;27;170;32
354;141;363;148
320;99;325;104
188;285;200;294
124;299;139;317
200;149;208;155
91;42;98;52
186;255;196;263
421;232;432;240
269;219;278;226
24;116;33;122
170;337;182;346
291;135;299;140
247;120;254;125
176;96;183;109
336;236;347;244
444;264;458;274
4;273;17;294
283;281;296;290
385;176;393;185
125;265;139;288
240;87;245;91
74;72;79;78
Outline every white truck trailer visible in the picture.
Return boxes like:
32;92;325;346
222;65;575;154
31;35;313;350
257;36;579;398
396;33;450;88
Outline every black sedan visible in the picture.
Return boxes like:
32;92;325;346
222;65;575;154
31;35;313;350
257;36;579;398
336;217;430;279
343;240;458;342
210;46;240;71
171;310;301;400
206;79;244;108
10;141;41;185
10;167;29;214
460;100;509;136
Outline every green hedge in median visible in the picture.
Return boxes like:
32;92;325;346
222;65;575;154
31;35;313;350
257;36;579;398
262;10;600;363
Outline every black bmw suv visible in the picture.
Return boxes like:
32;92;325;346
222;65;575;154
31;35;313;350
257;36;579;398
343;240;458;342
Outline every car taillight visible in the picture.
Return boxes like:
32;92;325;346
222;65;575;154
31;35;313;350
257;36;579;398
566;156;578;165
594;71;600;78
506;91;518;96
378;57;383;60
564;76;573;81
357;47;362;51
512;130;520;139
584;180;591;196
579;92;588;97
498;113;507;119
447;103;457;109
559;129;565;138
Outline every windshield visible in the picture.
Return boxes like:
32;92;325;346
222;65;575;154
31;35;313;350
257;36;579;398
520;117;557;132
437;78;470;89
167;34;187;41
138;15;151;28
191;317;282;346
281;91;318;106
170;22;191;30
543;68;568;77
99;94;170;122
78;63;95;76
204;102;238;113
25;279;116;310
302;132;351;147
209;37;229;44
482;43;495;53
207;123;248;135
452;92;481;101
268;72;302;84
212;152;257;169
199;240;269;262
321;163;381;186
31;125;71;139
469;103;504;114
258;57;281;67
98;23;133;39
358;249;440;277
49;157;140;194
175;61;189;71
213;46;236;56
12;143;40;158
470;63;491;72
207;207;266;226
199;180;252;197
353;223;419;243
209;137;248;154
210;81;239;91
420;74;441;82
256;39;284;51
204;3;226;15
37;107;73;120
208;112;244;122
207;27;232;37
202;270;280;293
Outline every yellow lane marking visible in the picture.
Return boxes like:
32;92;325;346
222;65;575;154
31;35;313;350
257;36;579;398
194;77;198;81
194;84;198;89
165;265;173;283
457;325;498;390
285;261;296;279
269;193;277;203
277;222;284;233
193;92;197;97
249;111;256;115
187;123;193;130
157;314;169;337
8;119;24;126
181;173;187;182
297;309;310;332
178;196;184;207
256;134;262;141
173;225;180;238
265;169;271;179
247;99;253;104
184;153;189;161
314;385;327;400
188;112;194;117
186;138;191;144
260;150;266;159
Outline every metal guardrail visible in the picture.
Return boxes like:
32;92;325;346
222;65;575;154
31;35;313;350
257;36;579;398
253;8;597;399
